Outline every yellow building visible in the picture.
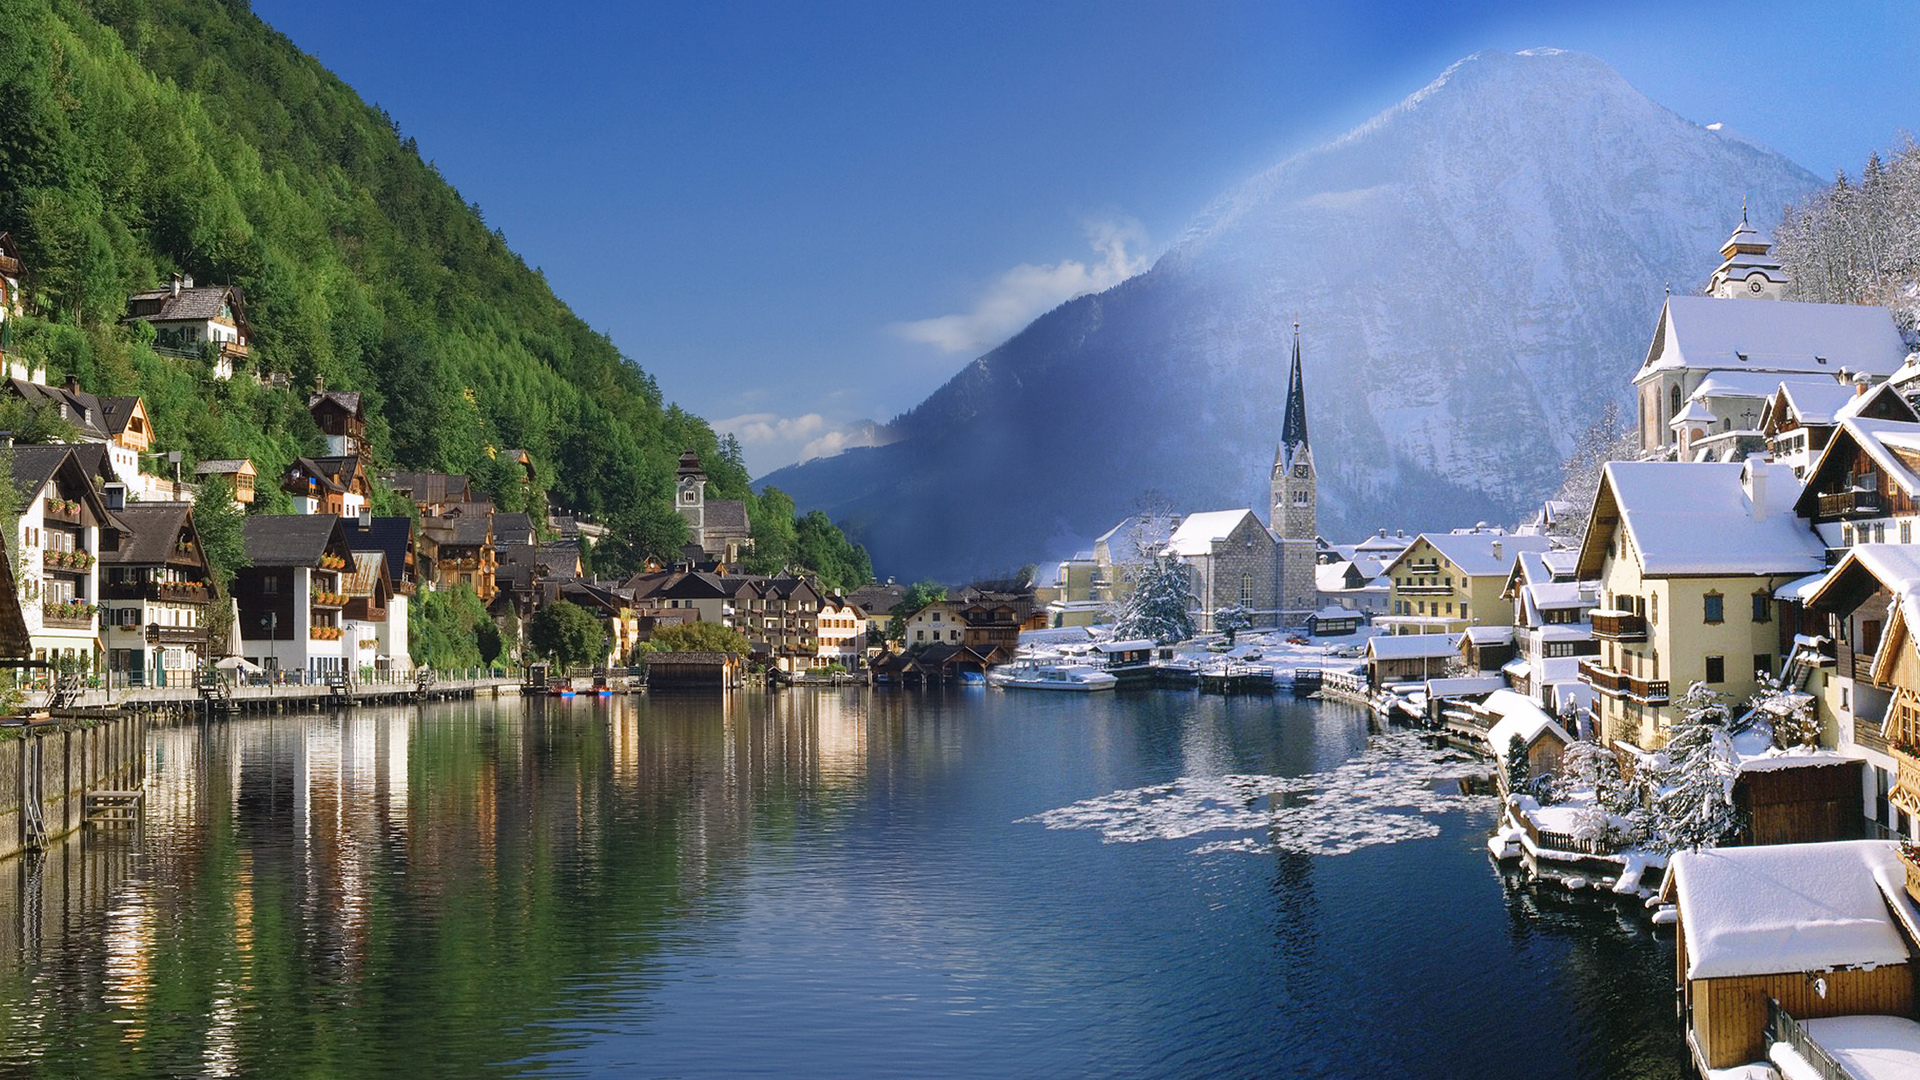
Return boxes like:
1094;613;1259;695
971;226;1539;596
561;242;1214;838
1379;530;1551;636
1576;459;1825;750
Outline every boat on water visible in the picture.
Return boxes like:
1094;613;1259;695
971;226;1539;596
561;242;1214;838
991;663;1118;692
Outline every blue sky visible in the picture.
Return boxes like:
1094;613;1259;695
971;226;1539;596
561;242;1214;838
254;0;1918;477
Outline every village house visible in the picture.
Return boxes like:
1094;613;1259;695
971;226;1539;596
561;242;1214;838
1663;840;1920;1076
339;548;395;679
1793;415;1920;557
193;458;256;505
282;455;372;518
121;273;251;380
342;513;419;672
1315;553;1390;616
1806;544;1920;841
1501;549;1599;715
1379;529;1552;636
902;599;967;649
1759;375;1915;478
9;446;114;677
424;514;497;600
816;593;864;669
1364;633;1458;689
731;575;822;672
383;470;477;518
98;502;214;688
846;580;906;646
1576;459;1826;751
233;516;357;682
0;373;181;499
308;388;369;459
1632;218;1908;461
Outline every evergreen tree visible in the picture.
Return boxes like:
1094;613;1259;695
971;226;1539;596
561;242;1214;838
193;476;251;596
1505;734;1532;795
1114;554;1194;644
1214;605;1252;645
1651;682;1744;852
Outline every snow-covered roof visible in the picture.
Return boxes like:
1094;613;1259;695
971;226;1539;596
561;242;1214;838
1426;675;1505;698
1315;562;1355;592
1809;545;1920;660
1313;605;1359;619
1664;840;1920;980
1537;624;1593;643
1528;579;1595;610
1774;570;1829;602
1162;509;1259;557
1463;625;1513;645
1692;371;1810;400
1353;532;1413;554
1092;639;1156;653
1405;532;1552;578
1367;633;1458;660
1775;378;1861;427
1594;461;1825;577
1834;380;1914;423
1640;295;1909;380
1482;690;1570;762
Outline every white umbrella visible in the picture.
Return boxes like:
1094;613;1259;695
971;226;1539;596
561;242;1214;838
215;656;261;673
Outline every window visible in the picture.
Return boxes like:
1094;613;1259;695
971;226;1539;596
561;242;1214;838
1292;490;1308;505
1751;593;1771;623
1754;654;1772;679
1705;655;1725;683
1703;592;1724;624
1240;572;1253;606
1670;384;1682;416
1904;521;1913;545
1650;594;1658;624
1875;522;1887;543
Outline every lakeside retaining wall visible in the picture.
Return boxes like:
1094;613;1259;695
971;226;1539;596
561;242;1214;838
0;716;146;862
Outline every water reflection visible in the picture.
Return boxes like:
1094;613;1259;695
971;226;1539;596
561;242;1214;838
0;690;1687;1079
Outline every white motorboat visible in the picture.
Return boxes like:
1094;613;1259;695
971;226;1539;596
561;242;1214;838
991;663;1119;692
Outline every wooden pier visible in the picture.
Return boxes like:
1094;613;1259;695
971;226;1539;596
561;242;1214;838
50;673;525;717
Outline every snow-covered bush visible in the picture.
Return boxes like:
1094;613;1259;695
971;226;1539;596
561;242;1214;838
1748;675;1819;749
1214;605;1253;645
1113;553;1195;645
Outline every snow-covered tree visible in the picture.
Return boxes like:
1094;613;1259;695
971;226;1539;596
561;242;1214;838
1114;552;1195;645
1505;734;1531;795
1214;605;1253;645
1550;400;1640;539
1651;684;1744;852
1748;674;1820;749
1775;137;1920;342
1557;737;1619;794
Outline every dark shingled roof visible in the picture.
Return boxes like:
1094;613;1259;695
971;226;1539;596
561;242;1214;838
491;512;535;544
5;378;110;441
704;499;749;534
122;282;249;336
383;471;472;506
243;515;354;568
341;516;415;579
98;502;197;567
309;390;363;417
427;514;493;546
848;582;907;615
9;444;75;501
99;396;143;437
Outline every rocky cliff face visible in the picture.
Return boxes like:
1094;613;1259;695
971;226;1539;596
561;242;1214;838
763;49;1821;581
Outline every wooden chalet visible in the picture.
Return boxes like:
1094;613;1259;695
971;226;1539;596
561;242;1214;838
342;514;424;595
1762;378;1917;479
383;470;476;518
97;502;214;684
1663;841;1920;1075
121;273;250;378
424;513;497;600
1793;417;1920;547
233;515;358;680
0;231;24;325
282;455;372;518
194;458;257;504
309;388;368;459
496;447;535;485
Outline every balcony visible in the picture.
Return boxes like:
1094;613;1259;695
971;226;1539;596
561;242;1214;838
42;550;94;574
1817;488;1883;518
1590;610;1647;642
1405;559;1441;575
105;581;211;604
1398;583;1453;597
1893;744;1920;820
1579;658;1624;695
41;499;81;525
40;602;96;629
1627;674;1670;705
310;591;348;608
145;624;209;646
1855;653;1882;685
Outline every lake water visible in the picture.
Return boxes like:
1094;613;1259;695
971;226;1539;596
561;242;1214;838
0;690;1691;1078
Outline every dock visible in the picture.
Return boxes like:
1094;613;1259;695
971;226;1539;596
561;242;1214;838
49;673;525;716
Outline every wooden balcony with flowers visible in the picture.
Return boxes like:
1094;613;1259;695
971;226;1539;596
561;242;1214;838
310;590;348;609
41;601;97;629
41;498;82;525
310;625;344;641
43;549;95;574
145;624;209;646
318;554;347;572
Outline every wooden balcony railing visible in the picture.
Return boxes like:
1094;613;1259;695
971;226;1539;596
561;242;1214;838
1817;488;1884;518
1854;653;1881;684
1892;744;1920;820
1901;842;1920;907
1857;718;1891;755
1398;583;1453;596
1628;675;1670;705
1579;658;1625;695
105;581;211;604
145;624;209;646
1405;560;1441;574
1590;610;1647;641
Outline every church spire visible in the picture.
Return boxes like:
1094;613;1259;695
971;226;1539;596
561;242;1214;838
1279;319;1309;467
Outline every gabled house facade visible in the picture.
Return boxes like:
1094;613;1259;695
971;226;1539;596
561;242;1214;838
122;274;251;379
309;389;368;459
1576;460;1825;751
234;516;357;681
9;446;114;675
98;502;214;687
1501;549;1599;714
282;455;371;518
193;458;256;505
1380;530;1552;636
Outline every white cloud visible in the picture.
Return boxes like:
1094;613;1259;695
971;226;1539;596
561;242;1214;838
799;421;891;462
893;217;1150;354
713;412;828;445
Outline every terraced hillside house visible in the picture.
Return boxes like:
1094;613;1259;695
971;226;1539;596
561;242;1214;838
1760;377;1916;479
383;470;476;518
98;502;214;688
8;446;114;675
282;455;371;518
1576;460;1825;752
1792;416;1920;557
1379;529;1552;636
234;516;357;682
121;273;250;380
308;388;369;459
424;514;496;600
339;549;396;679
193;458;256;505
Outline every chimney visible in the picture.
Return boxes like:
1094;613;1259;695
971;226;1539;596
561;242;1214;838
63;373;78;396
1377;528;1387;538
103;482;126;512
181;272;193;289
1855;373;1873;397
358;507;373;529
1747;458;1769;522
170;272;181;298
1491;539;1503;563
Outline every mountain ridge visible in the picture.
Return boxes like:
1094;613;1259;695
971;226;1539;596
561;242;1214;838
761;48;1822;582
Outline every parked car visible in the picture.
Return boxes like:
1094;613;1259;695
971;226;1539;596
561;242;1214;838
1286;635;1309;646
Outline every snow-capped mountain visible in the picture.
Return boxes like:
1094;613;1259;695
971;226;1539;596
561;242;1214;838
761;49;1822;582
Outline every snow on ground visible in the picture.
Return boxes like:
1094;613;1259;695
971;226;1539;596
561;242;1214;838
1784;1016;1920;1080
1019;730;1492;857
1015;625;1380;676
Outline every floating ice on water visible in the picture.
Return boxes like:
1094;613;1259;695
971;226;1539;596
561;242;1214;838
1019;731;1493;857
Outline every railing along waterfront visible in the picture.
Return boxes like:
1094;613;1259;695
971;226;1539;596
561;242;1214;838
1765;999;1856;1080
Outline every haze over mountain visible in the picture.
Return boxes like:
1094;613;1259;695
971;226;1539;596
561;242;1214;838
760;48;1822;582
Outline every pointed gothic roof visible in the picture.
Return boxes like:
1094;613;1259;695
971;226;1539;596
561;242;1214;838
1278;323;1309;466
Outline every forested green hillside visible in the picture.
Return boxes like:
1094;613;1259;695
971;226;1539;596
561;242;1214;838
0;0;870;589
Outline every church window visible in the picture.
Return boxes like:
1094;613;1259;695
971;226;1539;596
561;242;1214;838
1669;385;1682;417
1239;573;1253;606
1292;490;1308;505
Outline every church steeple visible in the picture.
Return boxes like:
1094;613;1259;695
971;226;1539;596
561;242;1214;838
1272;320;1316;544
1707;202;1787;300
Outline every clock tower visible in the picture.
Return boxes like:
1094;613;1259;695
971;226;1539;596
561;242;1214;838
1271;322;1318;625
1706;202;1788;300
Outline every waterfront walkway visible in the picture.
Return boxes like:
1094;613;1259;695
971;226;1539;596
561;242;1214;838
52;673;525;714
